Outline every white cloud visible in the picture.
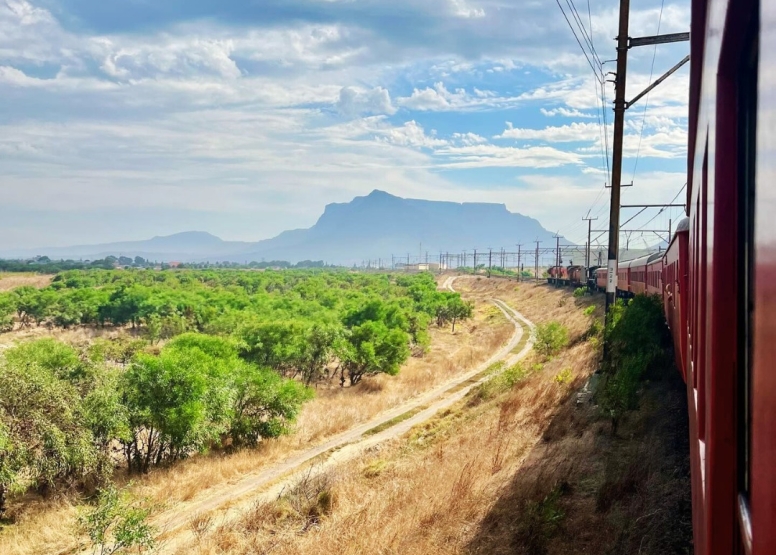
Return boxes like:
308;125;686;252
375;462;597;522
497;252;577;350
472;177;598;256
336;86;396;116
540;107;596;118
495;121;603;142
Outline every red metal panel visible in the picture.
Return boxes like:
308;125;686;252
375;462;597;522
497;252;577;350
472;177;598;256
752;3;776;553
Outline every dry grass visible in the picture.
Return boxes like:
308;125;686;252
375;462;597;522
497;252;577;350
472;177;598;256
0;325;132;351
165;280;689;555
0;273;52;292
0;282;513;555
166;280;607;555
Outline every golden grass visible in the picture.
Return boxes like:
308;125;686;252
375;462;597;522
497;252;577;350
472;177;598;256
168;281;607;555
0;286;514;555
0;273;52;292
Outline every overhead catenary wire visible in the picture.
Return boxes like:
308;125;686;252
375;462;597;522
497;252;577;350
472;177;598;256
634;182;687;231
555;0;603;83
630;0;666;181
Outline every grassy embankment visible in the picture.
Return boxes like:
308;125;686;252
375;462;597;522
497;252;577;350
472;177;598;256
173;279;691;555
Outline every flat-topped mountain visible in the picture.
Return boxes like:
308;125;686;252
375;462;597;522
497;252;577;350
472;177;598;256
2;191;567;265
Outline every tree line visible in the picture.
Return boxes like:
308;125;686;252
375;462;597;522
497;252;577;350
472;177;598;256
0;270;472;515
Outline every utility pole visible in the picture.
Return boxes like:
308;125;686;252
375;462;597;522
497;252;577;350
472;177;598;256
488;248;493;278
473;249;478;272
534;240;541;283
553;234;562;286
517;243;523;282
407;253;410;272
605;0;631;317
583;215;598;270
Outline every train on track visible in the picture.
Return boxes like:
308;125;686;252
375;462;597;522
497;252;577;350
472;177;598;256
547;1;774;550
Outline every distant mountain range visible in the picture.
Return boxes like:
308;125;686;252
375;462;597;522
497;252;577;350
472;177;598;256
1;190;569;265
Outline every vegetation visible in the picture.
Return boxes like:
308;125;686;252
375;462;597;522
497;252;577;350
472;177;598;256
0;269;468;513
598;295;670;433
532;321;569;358
0;257;335;274
77;484;155;555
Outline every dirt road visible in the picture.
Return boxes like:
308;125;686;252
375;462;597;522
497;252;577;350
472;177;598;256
135;276;536;554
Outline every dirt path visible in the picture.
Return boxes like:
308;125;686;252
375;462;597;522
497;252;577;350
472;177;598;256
124;277;536;554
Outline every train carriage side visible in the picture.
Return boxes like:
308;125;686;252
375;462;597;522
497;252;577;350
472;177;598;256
625;254;651;296
617;262;629;296
685;0;775;551
662;219;689;382
645;252;665;297
595;267;607;292
567;265;584;286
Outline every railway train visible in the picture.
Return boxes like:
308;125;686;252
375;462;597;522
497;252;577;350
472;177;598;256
548;0;774;551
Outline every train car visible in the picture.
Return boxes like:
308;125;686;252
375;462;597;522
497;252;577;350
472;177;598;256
547;265;568;285
616;262;629;296
623;254;651;296
663;218;689;382
683;0;775;551
595;267;607;292
567;265;584;286
645;252;664;297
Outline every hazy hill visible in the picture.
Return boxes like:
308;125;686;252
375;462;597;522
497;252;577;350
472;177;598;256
233;190;567;264
2;190;567;265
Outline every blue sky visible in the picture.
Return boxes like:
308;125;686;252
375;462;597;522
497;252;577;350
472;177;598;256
0;0;690;250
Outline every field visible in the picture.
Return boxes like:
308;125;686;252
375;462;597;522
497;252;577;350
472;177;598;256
163;278;691;555
0;271;691;555
0;269;508;554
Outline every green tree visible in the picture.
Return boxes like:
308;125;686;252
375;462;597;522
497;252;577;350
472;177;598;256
446;297;473;332
0;360;100;514
121;348;229;472
229;363;313;445
339;321;410;386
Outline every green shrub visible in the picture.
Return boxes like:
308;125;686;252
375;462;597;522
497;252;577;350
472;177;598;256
554;368;573;385
77;483;155;555
573;287;586;298
533;322;569;358
598;295;670;433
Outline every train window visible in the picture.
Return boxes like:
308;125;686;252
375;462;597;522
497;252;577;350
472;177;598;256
736;18;757;533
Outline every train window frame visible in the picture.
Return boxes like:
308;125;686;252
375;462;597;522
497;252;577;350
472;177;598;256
735;17;757;551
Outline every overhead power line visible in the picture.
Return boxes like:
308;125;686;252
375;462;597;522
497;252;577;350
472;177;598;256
631;0;665;181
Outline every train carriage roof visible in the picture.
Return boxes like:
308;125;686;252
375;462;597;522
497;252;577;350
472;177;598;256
622;254;652;268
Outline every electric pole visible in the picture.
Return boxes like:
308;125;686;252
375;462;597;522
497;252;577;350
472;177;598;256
473;249;478;272
517;243;523;282
534;240;541;282
605;0;631;316
583;215;598;271
488;248;492;278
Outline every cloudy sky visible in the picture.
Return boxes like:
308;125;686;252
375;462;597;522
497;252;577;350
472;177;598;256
0;0;690;250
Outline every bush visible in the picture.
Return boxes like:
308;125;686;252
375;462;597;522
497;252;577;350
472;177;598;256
598;295;670;433
573;287;586;298
533;322;569;358
77;483;155;555
553;368;573;385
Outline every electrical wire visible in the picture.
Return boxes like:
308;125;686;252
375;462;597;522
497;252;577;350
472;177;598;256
630;0;665;181
633;182;687;231
555;0;603;83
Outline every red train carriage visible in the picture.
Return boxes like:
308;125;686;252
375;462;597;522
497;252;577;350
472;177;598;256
566;265;584;286
684;0;775;552
645;252;664;297
595;267;607;292
547;265;568;284
623;254;651;296
663;219;689;381
616;262;629;296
